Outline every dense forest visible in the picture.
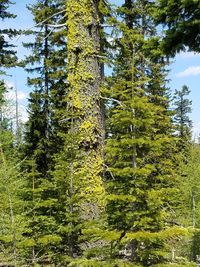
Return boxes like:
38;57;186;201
0;0;200;266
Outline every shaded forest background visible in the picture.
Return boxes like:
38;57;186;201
0;0;200;266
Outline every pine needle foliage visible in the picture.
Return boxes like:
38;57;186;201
105;0;183;265
20;0;67;264
155;0;200;55
0;0;18;70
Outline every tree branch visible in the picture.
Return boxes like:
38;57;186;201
46;23;66;28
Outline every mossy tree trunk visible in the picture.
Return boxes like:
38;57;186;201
66;0;105;232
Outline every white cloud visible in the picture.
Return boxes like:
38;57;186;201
19;105;28;123
5;81;14;89
5;90;27;102
2;101;28;124
4;81;27;102
193;123;200;140
176;66;200;78
18;91;27;100
2;82;28;124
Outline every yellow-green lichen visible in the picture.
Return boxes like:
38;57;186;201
66;0;106;217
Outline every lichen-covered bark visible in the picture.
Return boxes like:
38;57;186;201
66;0;105;218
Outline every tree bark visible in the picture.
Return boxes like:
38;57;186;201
66;0;105;218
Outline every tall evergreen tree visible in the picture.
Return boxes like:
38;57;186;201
105;1;186;265
0;0;19;146
23;0;67;174
21;0;67;264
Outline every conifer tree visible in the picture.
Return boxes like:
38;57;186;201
0;0;18;71
155;0;200;55
0;0;17;131
0;1;19;146
105;1;185;265
174;85;192;154
21;0;67;264
23;0;67;173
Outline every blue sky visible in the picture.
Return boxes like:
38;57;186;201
2;0;200;136
169;52;200;137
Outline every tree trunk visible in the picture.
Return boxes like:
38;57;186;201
192;191;196;229
66;0;105;218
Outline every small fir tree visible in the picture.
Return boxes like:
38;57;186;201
174;85;192;155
